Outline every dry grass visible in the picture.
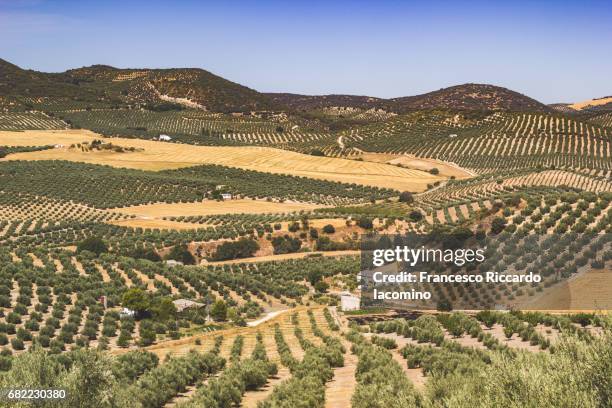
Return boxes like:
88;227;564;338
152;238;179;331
360;152;475;178
1;130;444;191
114;199;324;217
324;336;358;408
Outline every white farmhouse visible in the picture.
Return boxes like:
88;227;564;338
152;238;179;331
159;134;172;141
340;292;360;311
221;193;233;200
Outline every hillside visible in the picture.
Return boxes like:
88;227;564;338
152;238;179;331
390;83;551;113
65;65;279;112
267;84;550;113
2;59;552;115
265;93;386;111
0;58;279;112
0;58;95;99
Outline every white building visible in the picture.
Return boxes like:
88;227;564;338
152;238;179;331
221;193;233;200
165;259;184;267
120;307;135;318
159;134;172;141
340;292;360;311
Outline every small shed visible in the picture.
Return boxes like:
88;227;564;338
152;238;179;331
159;134;172;141
165;260;184;267
221;193;233;200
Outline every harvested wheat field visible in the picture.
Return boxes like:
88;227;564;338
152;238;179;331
569;96;612;110
113;199;324;217
524;268;612;310
360;152;475;179
0;130;444;191
107;218;208;230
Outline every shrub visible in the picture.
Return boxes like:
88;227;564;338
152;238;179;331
322;224;336;234
490;217;507;234
10;338;24;351
358;217;373;229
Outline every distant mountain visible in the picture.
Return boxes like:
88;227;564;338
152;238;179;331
0;59;278;112
1;58;552;114
390;84;550;113
267;84;550;113
64;65;278;112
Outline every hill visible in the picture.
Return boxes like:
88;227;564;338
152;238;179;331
0;58;94;99
2;58;552;114
267;84;550;113
390;83;551;112
0;58;279;112
65;65;279;112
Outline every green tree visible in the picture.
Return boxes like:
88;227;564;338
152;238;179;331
491;217;507;234
131;247;161;262
122;288;150;316
309;228;319;239
409;210;423;222
150;297;177;321
77;236;108;256
322;224;336;234
212;238;259;261
314;281;329;293
358;217;373;229
211;300;228;322
307;269;323;286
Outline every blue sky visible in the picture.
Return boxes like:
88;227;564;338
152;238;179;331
0;0;610;103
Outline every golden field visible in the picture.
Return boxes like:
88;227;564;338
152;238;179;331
0;130;445;191
113;199;324;217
